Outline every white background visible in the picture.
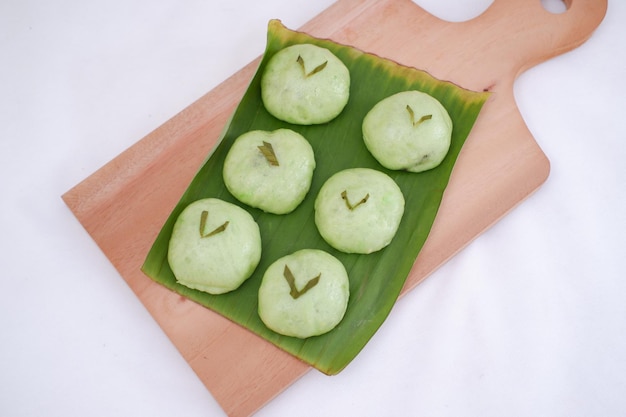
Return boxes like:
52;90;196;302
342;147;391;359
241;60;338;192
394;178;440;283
2;0;625;416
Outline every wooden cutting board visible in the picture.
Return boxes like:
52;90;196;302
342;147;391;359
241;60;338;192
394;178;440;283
62;0;607;415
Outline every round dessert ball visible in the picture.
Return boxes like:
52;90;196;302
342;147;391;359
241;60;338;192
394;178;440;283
314;168;405;254
362;90;453;173
223;129;316;214
258;249;350;339
261;43;350;125
168;198;262;294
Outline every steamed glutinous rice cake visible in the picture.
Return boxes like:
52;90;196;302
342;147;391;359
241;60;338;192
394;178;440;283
261;43;350;125
258;249;350;338
168;198;262;294
223;129;316;214
362;90;453;173
314;168;405;254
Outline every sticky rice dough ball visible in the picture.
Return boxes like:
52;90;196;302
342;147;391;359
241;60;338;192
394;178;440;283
314;168;405;254
258;249;350;339
261;43;350;125
363;90;453;173
168;198;262;294
223;129;316;215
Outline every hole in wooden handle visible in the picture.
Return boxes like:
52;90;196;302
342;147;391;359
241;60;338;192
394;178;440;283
541;0;568;14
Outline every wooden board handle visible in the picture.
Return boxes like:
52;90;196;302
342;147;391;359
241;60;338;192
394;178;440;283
308;0;608;92
466;0;608;78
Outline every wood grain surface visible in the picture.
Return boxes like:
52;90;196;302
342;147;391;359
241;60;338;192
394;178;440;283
62;0;607;415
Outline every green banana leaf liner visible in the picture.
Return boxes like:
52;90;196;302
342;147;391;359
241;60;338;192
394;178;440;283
142;19;490;375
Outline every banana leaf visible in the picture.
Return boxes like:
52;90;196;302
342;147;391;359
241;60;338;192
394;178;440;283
142;20;490;375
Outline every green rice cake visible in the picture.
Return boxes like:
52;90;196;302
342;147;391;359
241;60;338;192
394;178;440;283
258;249;349;339
362;90;453;173
261;43;350;125
314;168;405;254
168;198;262;294
223;129;316;214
